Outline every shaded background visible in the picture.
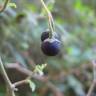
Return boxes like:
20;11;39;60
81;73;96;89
0;0;96;96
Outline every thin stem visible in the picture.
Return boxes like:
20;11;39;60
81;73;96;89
86;60;96;96
86;81;95;96
93;60;96;80
13;79;27;87
7;63;63;95
0;0;9;13
40;0;55;38
11;91;16;96
13;72;34;87
0;57;12;87
0;57;16;96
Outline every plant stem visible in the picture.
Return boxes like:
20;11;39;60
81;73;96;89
86;81;95;96
13;72;34;87
13;79;27;87
0;57;12;86
86;60;96;96
0;0;9;13
40;0;55;38
0;57;16;96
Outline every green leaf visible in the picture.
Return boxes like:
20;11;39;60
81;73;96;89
26;4;38;12
8;3;17;8
75;0;82;11
34;64;47;76
27;79;36;92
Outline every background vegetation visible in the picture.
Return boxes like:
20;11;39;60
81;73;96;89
0;0;96;96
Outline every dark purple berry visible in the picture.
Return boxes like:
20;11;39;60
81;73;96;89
41;30;60;42
41;38;61;56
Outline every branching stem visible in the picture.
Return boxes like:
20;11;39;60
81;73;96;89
0;57;11;87
0;57;16;96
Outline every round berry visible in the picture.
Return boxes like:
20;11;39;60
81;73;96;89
41;38;61;56
41;30;60;42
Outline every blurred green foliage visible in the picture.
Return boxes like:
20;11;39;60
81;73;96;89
0;0;96;96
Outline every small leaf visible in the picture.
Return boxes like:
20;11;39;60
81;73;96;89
34;64;47;76
38;64;47;70
8;3;17;8
27;79;36;92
